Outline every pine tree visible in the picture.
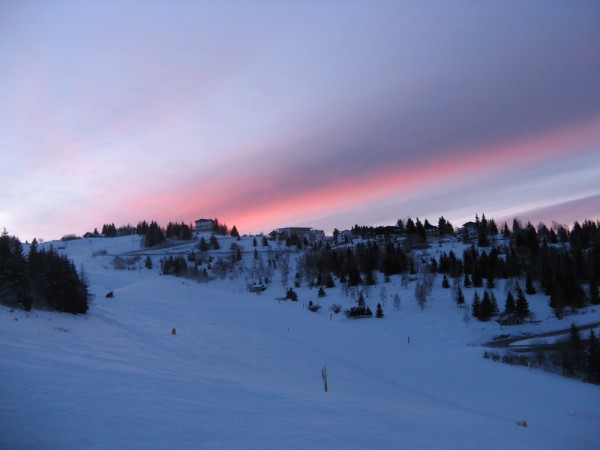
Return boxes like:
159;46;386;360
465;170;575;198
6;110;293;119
199;237;208;252
502;222;511;238
472;292;481;318
525;273;536;295
144;221;165;248
505;291;516;314
490;291;499;315
516;287;530;318
587;330;600;383
209;235;220;250
442;274;450;288
456;287;465;307
376;303;384;318
230;225;240;239
479;291;493;320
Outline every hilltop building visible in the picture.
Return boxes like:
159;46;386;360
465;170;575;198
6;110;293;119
194;219;215;232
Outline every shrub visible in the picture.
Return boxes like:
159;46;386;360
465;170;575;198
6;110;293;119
286;288;298;301
345;305;373;318
331;304;342;314
307;300;321;312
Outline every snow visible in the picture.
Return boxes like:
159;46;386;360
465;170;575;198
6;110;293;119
1;235;599;449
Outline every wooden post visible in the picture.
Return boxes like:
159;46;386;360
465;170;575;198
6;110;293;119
321;367;328;393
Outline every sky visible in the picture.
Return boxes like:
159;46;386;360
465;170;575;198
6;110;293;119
1;1;599;242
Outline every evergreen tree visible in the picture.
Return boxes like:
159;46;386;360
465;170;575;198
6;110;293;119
199;237;208;252
490;291;499;315
442;274;450;288
479;291;493;320
456;287;465;307
230;225;240;239
478;214;490;247
376;303;384;318
505;291;516;314
325;272;335;288
209;235;220;250
102;223;117;237
587;330;600;383
405;218;416;235
515;287;530;318
471;292;481;318
145;255;153;269
502;222;511;238
144;221;165;248
525;273;536;295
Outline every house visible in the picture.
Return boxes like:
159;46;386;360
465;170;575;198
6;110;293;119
194;218;215;232
425;225;439;239
459;222;478;241
337;230;353;244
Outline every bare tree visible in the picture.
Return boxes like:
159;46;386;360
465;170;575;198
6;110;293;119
393;293;401;310
379;285;387;306
401;273;409;289
415;281;427;311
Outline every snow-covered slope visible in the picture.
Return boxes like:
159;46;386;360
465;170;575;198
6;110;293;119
1;236;599;449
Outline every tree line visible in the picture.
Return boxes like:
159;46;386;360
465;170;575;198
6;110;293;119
99;218;237;248
299;216;599;318
0;231;89;314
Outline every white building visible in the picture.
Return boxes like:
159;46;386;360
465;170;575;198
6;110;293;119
194;219;215;232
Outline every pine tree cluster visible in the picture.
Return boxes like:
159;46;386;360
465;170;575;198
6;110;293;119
0;232;89;314
165;222;193;240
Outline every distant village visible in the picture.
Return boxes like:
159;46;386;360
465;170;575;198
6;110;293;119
192;216;481;247
81;216;486;248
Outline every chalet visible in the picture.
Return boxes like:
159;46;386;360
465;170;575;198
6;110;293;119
425;225;439;239
459;222;478;241
337;230;353;244
194;218;215;232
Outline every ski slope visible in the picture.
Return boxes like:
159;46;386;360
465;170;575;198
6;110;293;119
1;235;599;449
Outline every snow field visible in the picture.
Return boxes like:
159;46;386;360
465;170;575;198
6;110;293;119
1;235;599;449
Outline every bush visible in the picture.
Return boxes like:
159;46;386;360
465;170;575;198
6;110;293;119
331;304;342;314
345;305;373;318
286;288;298;301
307;300;321;312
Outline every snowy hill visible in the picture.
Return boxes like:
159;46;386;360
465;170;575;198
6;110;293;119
1;235;599;449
